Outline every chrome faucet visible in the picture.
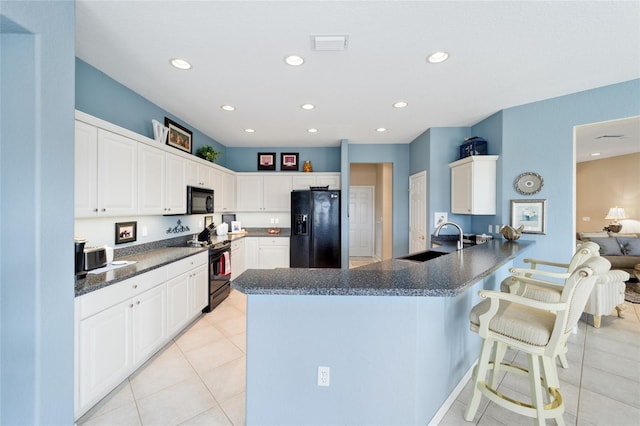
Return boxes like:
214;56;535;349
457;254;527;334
433;221;464;250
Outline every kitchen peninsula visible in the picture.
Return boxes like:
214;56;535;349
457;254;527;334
233;239;534;425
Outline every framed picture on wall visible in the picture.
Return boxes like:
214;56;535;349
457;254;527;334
164;117;193;154
280;152;299;171
511;199;546;234
257;152;276;171
115;221;137;244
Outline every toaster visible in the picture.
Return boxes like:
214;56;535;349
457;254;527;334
84;247;107;271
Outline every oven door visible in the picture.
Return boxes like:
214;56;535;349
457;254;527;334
205;247;231;312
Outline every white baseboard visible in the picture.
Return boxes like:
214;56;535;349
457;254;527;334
427;359;477;426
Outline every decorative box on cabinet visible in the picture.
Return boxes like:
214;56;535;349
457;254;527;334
449;155;498;215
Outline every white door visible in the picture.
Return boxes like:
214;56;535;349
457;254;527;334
409;171;427;254
349;186;375;257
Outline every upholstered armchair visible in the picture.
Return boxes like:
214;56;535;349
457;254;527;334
465;257;611;426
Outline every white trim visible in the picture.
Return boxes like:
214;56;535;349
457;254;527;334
427;359;477;426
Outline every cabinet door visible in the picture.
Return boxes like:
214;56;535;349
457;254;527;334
245;238;260;269
263;175;292;211
451;162;473;214
317;174;341;189
231;239;245;280
190;264;209;315
165;153;187;214
132;284;166;364
212;168;225;212
75;121;98;217
138;144;165;215
78;299;132;409
97;129;138;216
186;160;200;187
166;273;191;336
222;171;236;211
258;238;290;269
292;175;316;190
236;175;263;211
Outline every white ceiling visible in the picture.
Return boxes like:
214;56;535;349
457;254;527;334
76;1;640;153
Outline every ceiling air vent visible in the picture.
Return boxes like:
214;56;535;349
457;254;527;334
312;35;349;51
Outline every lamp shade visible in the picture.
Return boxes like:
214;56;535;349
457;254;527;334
605;207;626;220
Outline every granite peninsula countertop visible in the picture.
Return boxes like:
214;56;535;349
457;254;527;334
232;239;534;297
75;228;291;297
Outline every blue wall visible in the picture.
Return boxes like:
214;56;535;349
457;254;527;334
226;146;341;172
348;144;411;257
499;80;640;266
76;58;228;167
1;2;75;424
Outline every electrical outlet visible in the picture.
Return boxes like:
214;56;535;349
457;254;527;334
198;220;203;228
142;226;148;237
317;366;330;387
582;217;591;222
488;225;493;234
495;224;501;233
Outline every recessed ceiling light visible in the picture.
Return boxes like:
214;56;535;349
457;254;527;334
301;103;315;110
591;152;601;156
307;128;318;133
393;101;408;108
220;105;235;111
244;128;255;133
170;58;192;70
427;51;449;64
376;128;387;132
285;55;305;66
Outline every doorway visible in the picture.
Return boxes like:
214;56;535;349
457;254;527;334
349;186;375;257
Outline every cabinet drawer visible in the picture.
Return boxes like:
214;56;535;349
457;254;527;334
231;239;244;251
77;267;166;320
166;252;208;279
259;237;290;247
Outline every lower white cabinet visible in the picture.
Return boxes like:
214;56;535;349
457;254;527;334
244;237;290;269
74;251;208;420
231;238;245;280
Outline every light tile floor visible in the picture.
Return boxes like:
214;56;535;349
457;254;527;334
79;289;640;426
349;256;379;268
78;289;248;426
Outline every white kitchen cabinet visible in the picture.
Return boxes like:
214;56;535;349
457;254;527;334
166;253;208;336
75;252;207;420
164;152;187;214
187;160;214;189
75;122;138;217
292;173;341;190
244;237;290;269
236;174;292;211
213;168;236;212
138;146;186;215
449;155;498;215
231;238;245;280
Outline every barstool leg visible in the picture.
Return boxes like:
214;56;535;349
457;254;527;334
527;354;546;426
465;339;494;421
489;341;507;388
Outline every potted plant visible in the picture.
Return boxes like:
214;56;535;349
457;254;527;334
196;145;222;163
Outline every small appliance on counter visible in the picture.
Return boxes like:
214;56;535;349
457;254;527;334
83;246;107;271
75;238;87;280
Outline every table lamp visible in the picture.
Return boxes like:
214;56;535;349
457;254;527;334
605;206;626;233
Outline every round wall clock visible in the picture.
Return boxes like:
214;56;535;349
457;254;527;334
514;172;543;195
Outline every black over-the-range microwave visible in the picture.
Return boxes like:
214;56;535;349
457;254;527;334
186;186;214;214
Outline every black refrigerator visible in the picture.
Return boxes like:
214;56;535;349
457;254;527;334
290;189;341;268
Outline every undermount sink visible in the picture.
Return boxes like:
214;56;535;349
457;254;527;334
397;250;447;263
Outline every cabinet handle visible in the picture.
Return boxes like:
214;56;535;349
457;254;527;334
93;208;99;212
101;208;106;212
136;301;140;305
132;284;138;289
129;303;134;308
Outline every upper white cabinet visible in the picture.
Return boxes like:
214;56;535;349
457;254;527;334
75;121;138;217
213;168;236;212
292;173;341;190
449;155;498;215
138;146;186;215
187;160;214;189
236;174;292;212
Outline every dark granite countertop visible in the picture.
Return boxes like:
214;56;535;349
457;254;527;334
75;246;209;297
75;228;291;298
232;239;534;297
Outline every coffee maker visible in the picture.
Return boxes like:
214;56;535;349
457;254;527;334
75;238;87;280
